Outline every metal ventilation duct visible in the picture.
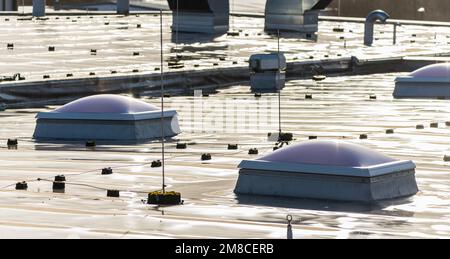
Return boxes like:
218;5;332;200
0;0;18;11
264;0;333;33
32;0;45;17
167;0;229;34
311;0;333;10
249;53;286;93
117;0;130;15
168;0;212;12
364;10;390;46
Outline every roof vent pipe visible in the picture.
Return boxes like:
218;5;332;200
1;0;17;11
32;0;45;17
117;0;130;15
364;10;389;46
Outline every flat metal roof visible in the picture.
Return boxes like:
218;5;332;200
0;13;449;84
1;72;450;238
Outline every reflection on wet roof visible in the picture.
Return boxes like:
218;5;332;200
0;14;449;83
0;10;450;238
1;72;450;238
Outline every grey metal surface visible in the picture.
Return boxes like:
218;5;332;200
0;13;448;89
264;0;329;32
234;168;418;202
0;0;17;11
117;0;130;15
169;0;229;33
2;72;450;238
36;110;178;121
33;116;180;141
0;57;444;108
394;80;450;99
32;0;45;17
249;53;286;92
250;71;285;92
238;159;416;177
33;94;181;140
394;63;450;99
0;2;449;240
249;53;286;72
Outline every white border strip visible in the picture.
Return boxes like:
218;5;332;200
36;110;178;121
395;76;450;83
238;159;416;177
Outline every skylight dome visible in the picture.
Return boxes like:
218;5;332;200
409;63;450;78
258;141;395;167
235;140;418;202
33;94;181;141
55;94;159;114
394;63;450;99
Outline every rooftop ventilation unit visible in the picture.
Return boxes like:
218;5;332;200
394;63;450;99
32;0;45;17
117;0;129;15
167;0;229;34
249;53;286;93
235;140;418;202
265;0;332;33
0;0;17;11
33;94;181;141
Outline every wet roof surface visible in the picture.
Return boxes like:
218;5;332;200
0;14;449;83
0;8;450;238
1;72;450;238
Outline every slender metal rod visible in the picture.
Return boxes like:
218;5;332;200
175;0;179;53
160;9;166;194
393;23;397;45
231;0;234;31
338;0;341;17
277;29;282;134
